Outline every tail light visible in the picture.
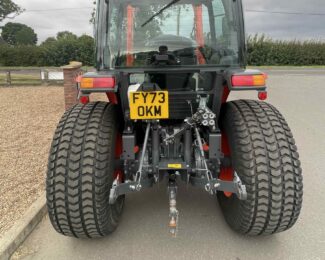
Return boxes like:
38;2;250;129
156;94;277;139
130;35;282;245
229;70;268;100
231;74;266;87
80;76;116;89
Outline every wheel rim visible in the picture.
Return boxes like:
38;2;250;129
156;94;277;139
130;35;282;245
220;133;234;197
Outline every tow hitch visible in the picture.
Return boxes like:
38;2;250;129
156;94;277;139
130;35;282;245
168;173;179;237
109;119;247;238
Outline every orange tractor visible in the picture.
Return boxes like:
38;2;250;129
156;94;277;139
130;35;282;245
46;0;303;238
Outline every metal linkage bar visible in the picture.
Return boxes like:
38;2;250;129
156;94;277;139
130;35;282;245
135;122;151;188
192;125;247;200
189;172;247;200
109;122;152;204
194;127;215;195
109;178;154;204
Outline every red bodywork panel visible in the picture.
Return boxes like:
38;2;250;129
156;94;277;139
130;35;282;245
220;86;233;197
220;133;234;197
106;93;118;105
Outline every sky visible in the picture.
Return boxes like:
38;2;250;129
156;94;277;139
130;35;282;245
2;0;325;43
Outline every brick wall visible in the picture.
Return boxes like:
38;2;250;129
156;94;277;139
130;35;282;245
62;62;82;110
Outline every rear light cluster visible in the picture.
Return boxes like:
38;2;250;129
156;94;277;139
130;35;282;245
80;77;116;89
230;72;268;101
78;76;117;105
231;74;267;87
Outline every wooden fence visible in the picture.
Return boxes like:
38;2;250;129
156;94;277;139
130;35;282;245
0;69;64;86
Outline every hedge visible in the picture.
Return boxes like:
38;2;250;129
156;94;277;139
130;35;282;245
247;35;325;66
0;35;324;67
0;35;95;67
0;44;46;66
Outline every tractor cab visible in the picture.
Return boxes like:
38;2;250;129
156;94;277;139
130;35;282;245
89;0;259;122
95;0;245;70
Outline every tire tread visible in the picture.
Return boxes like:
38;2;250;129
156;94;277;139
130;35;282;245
218;100;303;236
46;102;124;238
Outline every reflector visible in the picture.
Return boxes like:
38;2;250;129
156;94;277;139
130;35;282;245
80;96;90;104
258;91;268;101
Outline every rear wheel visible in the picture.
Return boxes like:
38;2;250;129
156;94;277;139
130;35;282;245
218;100;303;236
46;102;124;238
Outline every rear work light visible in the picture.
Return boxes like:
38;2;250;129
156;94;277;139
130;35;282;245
231;74;266;87
80;76;116;89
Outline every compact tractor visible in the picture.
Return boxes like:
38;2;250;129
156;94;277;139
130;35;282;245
46;0;303;238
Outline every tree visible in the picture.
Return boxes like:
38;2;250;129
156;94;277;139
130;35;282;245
90;1;96;24
1;22;37;45
77;35;95;65
133;6;162;46
56;31;77;40
15;27;37;45
0;36;6;45
41;37;56;46
41;33;95;66
0;0;23;23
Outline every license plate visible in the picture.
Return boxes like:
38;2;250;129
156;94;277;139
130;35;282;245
129;91;169;120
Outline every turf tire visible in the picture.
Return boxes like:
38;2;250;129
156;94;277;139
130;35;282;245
46;102;124;238
218;100;303;236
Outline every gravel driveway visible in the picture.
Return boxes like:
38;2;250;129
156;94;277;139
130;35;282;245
0;86;64;236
